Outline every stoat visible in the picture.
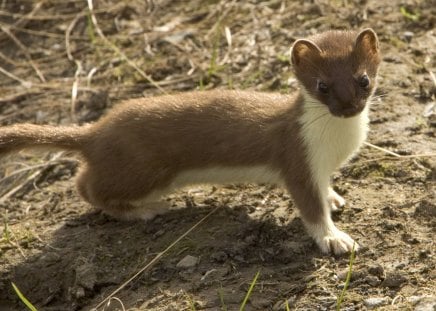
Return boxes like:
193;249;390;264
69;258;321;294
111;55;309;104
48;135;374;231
0;29;381;255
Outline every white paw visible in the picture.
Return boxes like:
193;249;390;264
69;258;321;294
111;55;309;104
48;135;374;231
103;201;171;221
317;229;358;255
328;187;346;211
129;201;171;221
306;220;358;255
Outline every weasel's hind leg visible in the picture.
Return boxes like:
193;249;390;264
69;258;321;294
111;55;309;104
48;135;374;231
99;200;171;221
75;166;171;221
76;165;93;204
327;187;346;211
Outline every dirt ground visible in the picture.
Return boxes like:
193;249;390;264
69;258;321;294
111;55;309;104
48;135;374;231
0;0;435;310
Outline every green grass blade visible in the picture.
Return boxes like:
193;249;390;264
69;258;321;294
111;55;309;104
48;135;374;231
2;216;10;242
400;7;419;21
186;294;196;311
86;12;96;43
239;270;260;311
285;298;291;311
336;243;356;311
11;282;38;311
218;285;227;311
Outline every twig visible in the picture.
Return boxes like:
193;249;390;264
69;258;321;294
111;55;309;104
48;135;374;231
8;229;27;259
363;142;436;159
65;13;83;61
363;142;401;157
0;158;77;186
0;90;37;103
86;0;166;94
0;20;83;40
0;1;44;42
206;0;237;39
427;70;436;87
71;61;82;122
0;152;64;204
0;50;21;66
105;297;126;311
92;206;219;311
0;3;123;22
0;65;31;87
0;25;46;82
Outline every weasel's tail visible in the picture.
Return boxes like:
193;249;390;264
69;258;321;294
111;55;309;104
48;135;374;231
0;123;90;155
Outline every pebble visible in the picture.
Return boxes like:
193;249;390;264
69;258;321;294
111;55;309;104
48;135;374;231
176;255;199;269
210;251;228;263
337;268;364;282
364;275;381;286
410;296;436;311
382;272;407;288
273;296;296;311
74;262;97;290
403;31;414;42
364;297;391;309
74;286;86;299
368;263;385;277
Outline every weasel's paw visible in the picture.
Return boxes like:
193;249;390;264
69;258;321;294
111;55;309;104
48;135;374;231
129;202;171;221
317;229;359;255
103;201;170;221
328;187;346;211
306;221;358;255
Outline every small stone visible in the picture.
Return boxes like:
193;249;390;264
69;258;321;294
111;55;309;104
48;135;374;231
410;296;436;311
364;275;381;286
250;296;270;309
364;297;391;309
153;229;165;239
368;264;385;277
337;268;364;282
414;200;436;217
403;31;414;42
382;272;407;288
273;296;296;311
75;286;86;299
75;262;97;290
210;251;228;263
176;255;199;269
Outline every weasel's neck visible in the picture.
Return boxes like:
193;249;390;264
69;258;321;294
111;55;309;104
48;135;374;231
298;89;369;197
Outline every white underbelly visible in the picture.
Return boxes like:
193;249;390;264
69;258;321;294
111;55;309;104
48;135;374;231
171;165;284;188
134;165;284;204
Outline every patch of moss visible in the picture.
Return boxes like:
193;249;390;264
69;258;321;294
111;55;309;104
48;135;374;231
344;162;405;179
388;36;406;49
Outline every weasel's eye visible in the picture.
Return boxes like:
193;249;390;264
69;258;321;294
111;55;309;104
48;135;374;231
359;74;370;88
317;81;329;94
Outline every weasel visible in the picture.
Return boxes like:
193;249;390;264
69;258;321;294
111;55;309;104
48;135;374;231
0;29;381;255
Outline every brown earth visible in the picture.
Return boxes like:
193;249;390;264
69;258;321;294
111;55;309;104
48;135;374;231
0;0;435;310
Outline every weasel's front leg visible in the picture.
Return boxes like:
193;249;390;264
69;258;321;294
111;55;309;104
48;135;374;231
286;179;358;255
304;213;358;255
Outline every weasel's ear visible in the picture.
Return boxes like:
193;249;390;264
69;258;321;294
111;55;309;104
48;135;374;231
291;39;322;67
355;28;379;56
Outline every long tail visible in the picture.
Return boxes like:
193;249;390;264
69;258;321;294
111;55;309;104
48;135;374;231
0;123;90;155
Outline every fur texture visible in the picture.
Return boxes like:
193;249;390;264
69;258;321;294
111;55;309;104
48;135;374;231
0;29;381;255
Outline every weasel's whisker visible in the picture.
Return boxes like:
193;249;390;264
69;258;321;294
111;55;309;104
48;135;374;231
302;112;329;129
318;115;332;145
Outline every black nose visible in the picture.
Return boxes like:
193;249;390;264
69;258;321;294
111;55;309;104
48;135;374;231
341;104;365;117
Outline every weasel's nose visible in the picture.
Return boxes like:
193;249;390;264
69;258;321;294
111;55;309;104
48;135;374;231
340;104;365;117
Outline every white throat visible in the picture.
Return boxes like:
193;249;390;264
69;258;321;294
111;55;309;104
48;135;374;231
299;90;369;198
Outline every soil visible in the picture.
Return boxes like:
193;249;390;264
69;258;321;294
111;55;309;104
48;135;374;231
0;0;435;310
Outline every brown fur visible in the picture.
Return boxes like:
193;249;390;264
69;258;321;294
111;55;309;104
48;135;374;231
0;29;381;254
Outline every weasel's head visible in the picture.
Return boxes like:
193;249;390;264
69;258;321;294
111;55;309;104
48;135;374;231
291;29;381;118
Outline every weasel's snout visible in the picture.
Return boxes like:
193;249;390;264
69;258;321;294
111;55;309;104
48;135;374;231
329;101;366;118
